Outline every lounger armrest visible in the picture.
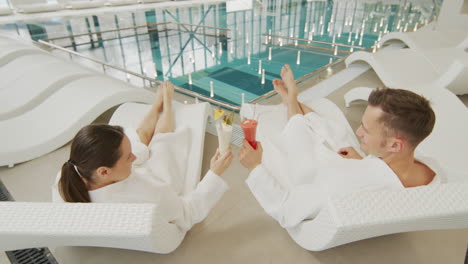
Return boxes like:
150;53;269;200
288;182;468;251
0;202;185;253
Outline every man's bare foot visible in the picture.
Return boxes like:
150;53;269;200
280;64;298;101
273;79;289;105
162;81;174;108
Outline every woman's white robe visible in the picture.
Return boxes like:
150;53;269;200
53;127;228;233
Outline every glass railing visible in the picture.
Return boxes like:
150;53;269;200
0;0;440;110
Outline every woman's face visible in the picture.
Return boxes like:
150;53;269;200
108;136;136;182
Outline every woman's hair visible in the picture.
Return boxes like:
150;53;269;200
368;88;436;148
59;124;125;203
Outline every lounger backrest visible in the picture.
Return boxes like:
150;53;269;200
437;0;468;31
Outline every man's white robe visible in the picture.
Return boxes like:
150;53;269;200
245;99;442;228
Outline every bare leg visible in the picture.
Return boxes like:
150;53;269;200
299;102;314;114
281;65;298;98
137;86;164;146
281;65;308;119
154;81;175;134
273;78;314;115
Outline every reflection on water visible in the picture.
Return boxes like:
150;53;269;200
2;0;438;105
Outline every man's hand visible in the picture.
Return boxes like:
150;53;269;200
210;148;233;176
338;147;363;160
238;140;263;171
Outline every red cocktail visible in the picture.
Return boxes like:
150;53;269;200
241;119;258;149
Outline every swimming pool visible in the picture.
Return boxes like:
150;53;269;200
2;0;438;106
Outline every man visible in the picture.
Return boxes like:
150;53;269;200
238;64;437;228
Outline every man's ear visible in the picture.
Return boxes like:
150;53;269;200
388;137;405;153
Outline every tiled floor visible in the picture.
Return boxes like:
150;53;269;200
1;68;468;264
0;253;9;264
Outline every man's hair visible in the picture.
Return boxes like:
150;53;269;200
368;88;436;148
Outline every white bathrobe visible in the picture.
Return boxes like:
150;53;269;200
245;99;443;229
53;127;228;232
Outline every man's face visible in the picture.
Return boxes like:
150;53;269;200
355;105;390;157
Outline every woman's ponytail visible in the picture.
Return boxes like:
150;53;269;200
59;161;91;203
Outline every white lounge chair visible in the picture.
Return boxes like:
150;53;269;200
0;54;95;120
0;7;12;16
239;84;468;251
346;37;468;95
0;101;212;253
0;33;117;122
349;0;468;96
0;31;34;45
379;0;468;50
0;202;179;253
435;0;468;31
0;75;155;167
0;54;57;89
0;43;45;67
380;29;468;50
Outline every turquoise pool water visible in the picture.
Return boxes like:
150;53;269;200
3;0;438;106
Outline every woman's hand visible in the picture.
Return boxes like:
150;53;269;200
210;148;233;176
238;140;263;171
338;147;363;160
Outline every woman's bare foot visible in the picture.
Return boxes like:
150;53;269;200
154;81;175;134
273;79;289;105
280;64;298;101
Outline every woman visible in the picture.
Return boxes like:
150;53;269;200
54;81;233;232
